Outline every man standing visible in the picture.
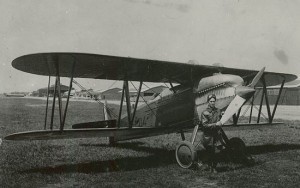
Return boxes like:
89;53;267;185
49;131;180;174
200;94;223;172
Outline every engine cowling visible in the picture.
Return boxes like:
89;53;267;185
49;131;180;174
194;74;244;93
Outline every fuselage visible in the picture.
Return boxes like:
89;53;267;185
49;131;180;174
120;73;245;131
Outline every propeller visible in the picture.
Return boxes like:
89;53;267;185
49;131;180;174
220;95;246;125
248;67;265;88
219;67;265;125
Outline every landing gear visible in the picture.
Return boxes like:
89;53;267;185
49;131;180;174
228;137;246;162
175;127;253;169
175;141;197;169
227;137;254;165
175;125;202;169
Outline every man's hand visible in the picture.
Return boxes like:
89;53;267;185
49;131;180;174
216;121;222;126
221;111;225;116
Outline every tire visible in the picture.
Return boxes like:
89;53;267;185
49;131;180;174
175;141;197;169
228;137;247;163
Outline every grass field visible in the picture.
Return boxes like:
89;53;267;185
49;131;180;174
1;97;300;187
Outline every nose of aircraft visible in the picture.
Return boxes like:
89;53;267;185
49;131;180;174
235;85;255;99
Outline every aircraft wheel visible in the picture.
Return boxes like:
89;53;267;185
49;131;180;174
228;137;247;163
175;141;197;169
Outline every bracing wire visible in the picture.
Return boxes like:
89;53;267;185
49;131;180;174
236;91;268;120
142;83;164;98
253;105;268;120
240;91;260;118
107;80;118;90
72;79;118;119
129;81;156;116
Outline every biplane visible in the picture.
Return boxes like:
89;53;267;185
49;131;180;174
5;53;297;168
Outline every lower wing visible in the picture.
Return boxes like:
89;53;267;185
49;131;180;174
5;125;193;141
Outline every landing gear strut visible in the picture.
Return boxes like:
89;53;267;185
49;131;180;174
175;127;253;169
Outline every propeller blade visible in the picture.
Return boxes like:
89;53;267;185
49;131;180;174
218;67;265;125
235;85;255;100
220;95;246;125
248;67;265;88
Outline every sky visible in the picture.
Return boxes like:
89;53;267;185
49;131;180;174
0;0;299;93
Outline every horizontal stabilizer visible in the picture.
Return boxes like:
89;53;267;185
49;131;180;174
72;120;116;129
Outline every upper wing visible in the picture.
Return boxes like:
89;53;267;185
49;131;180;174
12;52;297;86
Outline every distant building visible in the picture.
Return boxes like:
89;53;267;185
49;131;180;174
30;91;39;97
37;84;72;97
100;86;168;101
130;85;168;101
73;89;101;100
4;92;28;97
62;89;76;98
254;79;300;105
101;88;122;100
